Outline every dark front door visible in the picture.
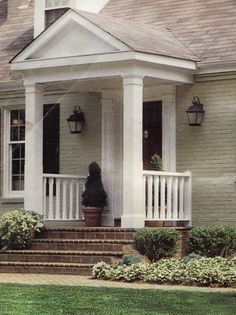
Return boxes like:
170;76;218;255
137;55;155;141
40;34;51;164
143;101;162;170
43;104;60;174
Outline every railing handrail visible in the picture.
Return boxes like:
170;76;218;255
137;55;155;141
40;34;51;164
143;170;191;177
43;173;87;180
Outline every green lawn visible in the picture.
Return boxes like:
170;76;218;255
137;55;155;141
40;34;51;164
0;284;235;315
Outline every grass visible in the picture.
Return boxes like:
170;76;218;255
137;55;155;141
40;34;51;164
0;284;235;315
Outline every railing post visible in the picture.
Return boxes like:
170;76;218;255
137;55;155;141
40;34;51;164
184;171;192;226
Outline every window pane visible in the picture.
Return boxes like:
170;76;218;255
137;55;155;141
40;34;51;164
11;143;25;191
10;109;25;141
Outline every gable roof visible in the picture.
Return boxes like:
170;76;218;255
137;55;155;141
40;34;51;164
1;0;236;82
101;0;236;64
76;10;198;62
0;1;34;82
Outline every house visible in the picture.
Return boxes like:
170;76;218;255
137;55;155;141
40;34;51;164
0;0;236;229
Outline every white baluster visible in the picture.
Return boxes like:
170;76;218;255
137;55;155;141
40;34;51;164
147;176;153;219
166;176;172;220
48;177;54;219
75;181;80;220
43;177;47;218
154;176;159;219
62;180;67;220
173;177;178;220
160;176;166;219
179;177;184;220
143;175;147;219
55;178;61;220
69;181;74;220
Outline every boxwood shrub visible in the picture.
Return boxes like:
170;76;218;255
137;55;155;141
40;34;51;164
188;225;236;257
133;228;179;262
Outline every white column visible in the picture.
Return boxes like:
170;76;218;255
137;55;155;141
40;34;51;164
121;76;145;228
101;91;115;226
24;83;44;214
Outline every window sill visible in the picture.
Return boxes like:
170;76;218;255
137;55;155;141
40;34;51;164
1;198;24;204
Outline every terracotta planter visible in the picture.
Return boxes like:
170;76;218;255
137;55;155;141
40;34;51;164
82;207;103;227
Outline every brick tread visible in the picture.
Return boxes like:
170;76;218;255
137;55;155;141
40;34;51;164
33;239;133;244
42;227;136;232
6;250;123;256
0;261;93;268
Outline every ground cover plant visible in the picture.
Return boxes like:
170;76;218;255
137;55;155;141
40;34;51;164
0;284;235;315
93;257;236;287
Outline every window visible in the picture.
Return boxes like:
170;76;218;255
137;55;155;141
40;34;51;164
3;109;25;197
3;105;60;198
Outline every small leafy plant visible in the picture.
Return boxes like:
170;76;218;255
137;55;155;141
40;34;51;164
150;154;163;171
188;225;236;257
133;228;179;262
0;210;44;250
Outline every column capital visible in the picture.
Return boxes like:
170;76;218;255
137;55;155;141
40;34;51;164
122;75;144;86
24;82;44;94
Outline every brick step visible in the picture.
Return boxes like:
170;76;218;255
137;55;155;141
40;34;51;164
0;250;123;264
31;239;133;251
0;261;93;275
36;228;135;240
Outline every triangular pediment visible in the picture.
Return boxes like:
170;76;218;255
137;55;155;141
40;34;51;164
12;10;130;63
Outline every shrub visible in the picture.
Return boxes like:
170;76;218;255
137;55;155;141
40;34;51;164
116;255;141;267
0;210;44;250
133;228;179;262
188;225;236;257
93;257;236;287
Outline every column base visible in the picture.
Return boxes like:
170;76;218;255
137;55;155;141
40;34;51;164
101;209;114;226
121;214;145;228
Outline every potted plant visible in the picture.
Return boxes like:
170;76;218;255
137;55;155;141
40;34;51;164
82;162;107;227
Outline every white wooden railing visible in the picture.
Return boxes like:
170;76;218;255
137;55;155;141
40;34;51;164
43;174;86;220
143;171;192;223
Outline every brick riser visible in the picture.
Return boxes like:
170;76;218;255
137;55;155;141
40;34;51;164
0;252;123;264
30;240;131;251
36;229;135;240
0;264;92;276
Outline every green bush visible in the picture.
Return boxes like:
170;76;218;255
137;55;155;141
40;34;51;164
93;257;236;287
0;210;44;250
188;225;236;257
133;228;179;262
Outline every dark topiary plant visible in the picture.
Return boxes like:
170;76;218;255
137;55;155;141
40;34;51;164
82;162;107;208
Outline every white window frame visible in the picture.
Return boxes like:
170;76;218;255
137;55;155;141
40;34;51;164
3;107;25;198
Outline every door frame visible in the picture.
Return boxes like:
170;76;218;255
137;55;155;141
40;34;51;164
143;85;176;171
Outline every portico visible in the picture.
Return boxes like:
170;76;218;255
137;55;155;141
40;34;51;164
11;9;196;228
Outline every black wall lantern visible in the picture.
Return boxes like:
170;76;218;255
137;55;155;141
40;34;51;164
186;96;205;126
67;106;85;134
